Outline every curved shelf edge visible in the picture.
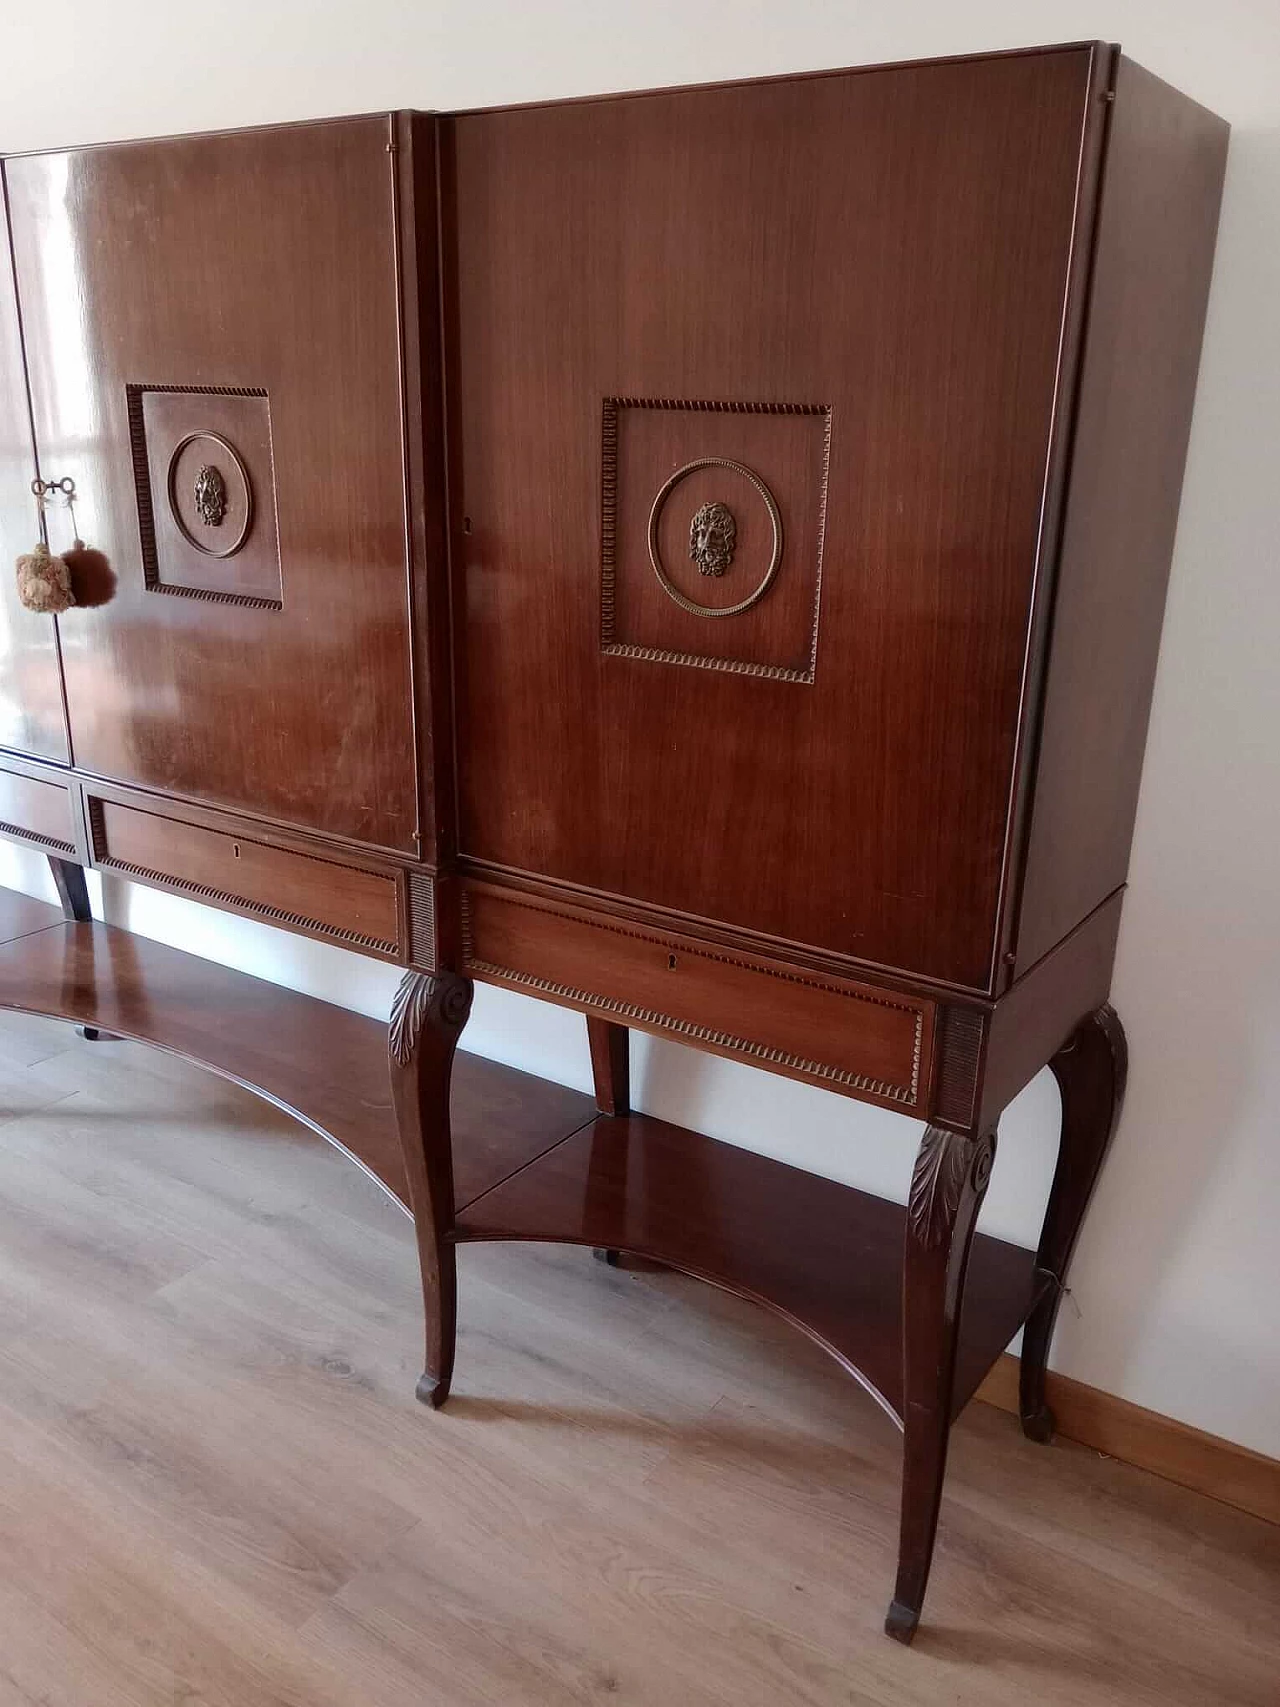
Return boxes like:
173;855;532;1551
456;1224;905;1427
0;913;595;1223
454;1113;1044;1425
2;995;414;1215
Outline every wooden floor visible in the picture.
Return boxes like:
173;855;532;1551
0;1011;1274;1706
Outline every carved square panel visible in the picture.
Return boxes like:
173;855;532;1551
129;385;282;607
601;398;831;682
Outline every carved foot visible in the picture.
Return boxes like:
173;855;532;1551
1021;1403;1056;1445
884;1599;920;1645
415;1371;452;1410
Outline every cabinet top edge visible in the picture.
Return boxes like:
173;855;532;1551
1;43;1119;162
0;110;417;166
440;40;1112;124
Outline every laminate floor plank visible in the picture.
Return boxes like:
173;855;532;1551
0;1012;1273;1706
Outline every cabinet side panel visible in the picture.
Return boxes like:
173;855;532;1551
0;168;70;764
1013;60;1229;973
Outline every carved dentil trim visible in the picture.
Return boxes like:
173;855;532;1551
599;396;832;681
389;970;472;1066
461;892;926;1105
908;1128;996;1249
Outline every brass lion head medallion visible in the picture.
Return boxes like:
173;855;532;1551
689;500;737;577
193;463;227;528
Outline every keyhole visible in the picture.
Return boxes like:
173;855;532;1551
232;843;241;859
462;516;473;535
667;953;677;970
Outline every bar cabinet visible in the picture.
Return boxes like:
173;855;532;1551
0;41;1227;1639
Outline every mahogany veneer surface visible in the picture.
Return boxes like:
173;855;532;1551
0;886;66;946
0;895;1041;1429
446;45;1107;990
456;1112;1046;1424
5;119;421;852
0;911;595;1212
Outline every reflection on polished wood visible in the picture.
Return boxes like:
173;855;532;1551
0;39;1232;1643
0;897;595;1213
0;1006;1274;1707
0;208;69;763
459;1113;1043;1424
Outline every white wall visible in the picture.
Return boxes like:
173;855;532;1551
2;0;1277;1459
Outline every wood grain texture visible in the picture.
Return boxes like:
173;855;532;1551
977;1355;1280;1528
0;906;595;1214
387;970;473;1407
0;165;69;763
978;890;1123;1130
5;118;420;852
446;46;1106;991
890;1125;996;1641
0;882;64;945
1019;1005;1128;1443
586;1016;630;1116
463;882;934;1109
454;1111;1043;1426
1013;58;1231;972
0;1010;1274;1705
92;796;403;956
0;763;75;852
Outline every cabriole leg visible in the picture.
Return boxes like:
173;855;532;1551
1019;1004;1128;1442
886;1124;996;1644
388;969;473;1410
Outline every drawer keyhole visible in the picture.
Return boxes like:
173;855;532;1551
667;953;677;970
232;843;241;859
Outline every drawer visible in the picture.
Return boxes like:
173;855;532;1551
462;885;934;1111
90;799;401;956
0;766;76;853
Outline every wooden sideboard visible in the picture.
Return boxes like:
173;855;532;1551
0;42;1227;1641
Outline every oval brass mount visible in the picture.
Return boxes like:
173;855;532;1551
167;431;253;558
647;457;783;618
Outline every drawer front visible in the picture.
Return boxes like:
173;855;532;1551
462;886;934;1110
0;766;76;852
91;799;401;956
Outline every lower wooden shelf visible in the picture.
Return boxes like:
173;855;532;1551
456;1112;1045;1425
0;900;594;1213
0;890;1040;1430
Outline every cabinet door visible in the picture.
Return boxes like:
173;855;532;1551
447;46;1107;990
0;171;69;763
6;118;419;853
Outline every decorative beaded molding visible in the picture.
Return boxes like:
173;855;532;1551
95;852;398;957
0;819;75;856
127;383;283;612
462;894;923;1105
600;396;832;684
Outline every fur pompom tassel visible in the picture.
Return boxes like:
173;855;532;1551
15;541;76;615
